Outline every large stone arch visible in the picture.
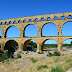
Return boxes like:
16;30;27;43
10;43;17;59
62;37;72;51
41;39;58;51
41;22;58;36
62;21;72;36
5;25;20;38
24;24;38;37
62;37;72;44
23;39;37;51
4;40;19;53
62;20;72;27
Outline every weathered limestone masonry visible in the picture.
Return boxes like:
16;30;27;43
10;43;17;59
0;12;72;52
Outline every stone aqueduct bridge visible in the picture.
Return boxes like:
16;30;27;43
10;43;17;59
0;12;72;52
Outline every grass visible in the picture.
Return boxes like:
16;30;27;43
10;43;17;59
16;53;21;58
38;51;44;54
30;57;38;63
50;66;64;72
47;51;61;57
66;58;72;62
37;65;48;70
54;57;59;62
0;51;72;72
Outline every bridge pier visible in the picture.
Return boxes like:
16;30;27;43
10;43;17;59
58;43;62;51
19;43;23;51
37;43;42;52
1;44;5;51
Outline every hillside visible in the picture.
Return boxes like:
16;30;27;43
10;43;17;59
0;50;72;72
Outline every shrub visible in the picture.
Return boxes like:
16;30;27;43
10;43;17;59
10;53;14;58
37;65;48;70
33;50;36;52
16;54;21;58
18;51;22;53
2;52;8;60
30;57;37;63
0;49;4;54
54;57;59;62
44;50;49;52
38;51;44;54
50;66;64;72
53;51;61;56
66;58;72;62
48;51;53;56
26;51;29;54
47;54;48;56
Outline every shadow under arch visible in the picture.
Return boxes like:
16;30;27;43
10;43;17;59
41;22;58;36
4;40;19;53
5;26;20;38
24;24;38;37
23;39;37;51
62;21;72;36
41;39;58;51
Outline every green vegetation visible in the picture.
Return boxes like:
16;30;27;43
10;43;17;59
54;57;59;62
47;51;61;56
30;57;37;63
37;65;48;70
33;50;36;52
44;41;72;49
26;51;29;54
63;41;72;48
28;41;37;49
66;58;72;62
4;40;18;53
47;51;53;56
50;66;64;72
16;53;21;58
54;51;61;56
0;49;14;62
43;44;58;49
38;51;44;54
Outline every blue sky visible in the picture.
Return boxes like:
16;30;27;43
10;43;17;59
0;0;72;44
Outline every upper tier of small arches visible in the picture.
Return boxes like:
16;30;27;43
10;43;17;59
0;12;72;25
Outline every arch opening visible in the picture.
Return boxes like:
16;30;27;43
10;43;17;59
18;20;21;23
29;19;32;22
24;24;38;37
41;39;58;51
42;23;58;36
68;15;72;19
23;40;37;51
47;17;51;20
13;21;16;24
4;40;19;53
41;18;45;21
54;17;58;20
1;22;3;25
5;22;7;25
9;21;12;24
23;20;26;22
62;21;72;36
62;39;72;51
61;16;65;19
5;26;20;38
35;18;38;21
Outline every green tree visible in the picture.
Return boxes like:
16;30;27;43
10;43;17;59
28;41;37;49
71;41;72;45
4;40;18;53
